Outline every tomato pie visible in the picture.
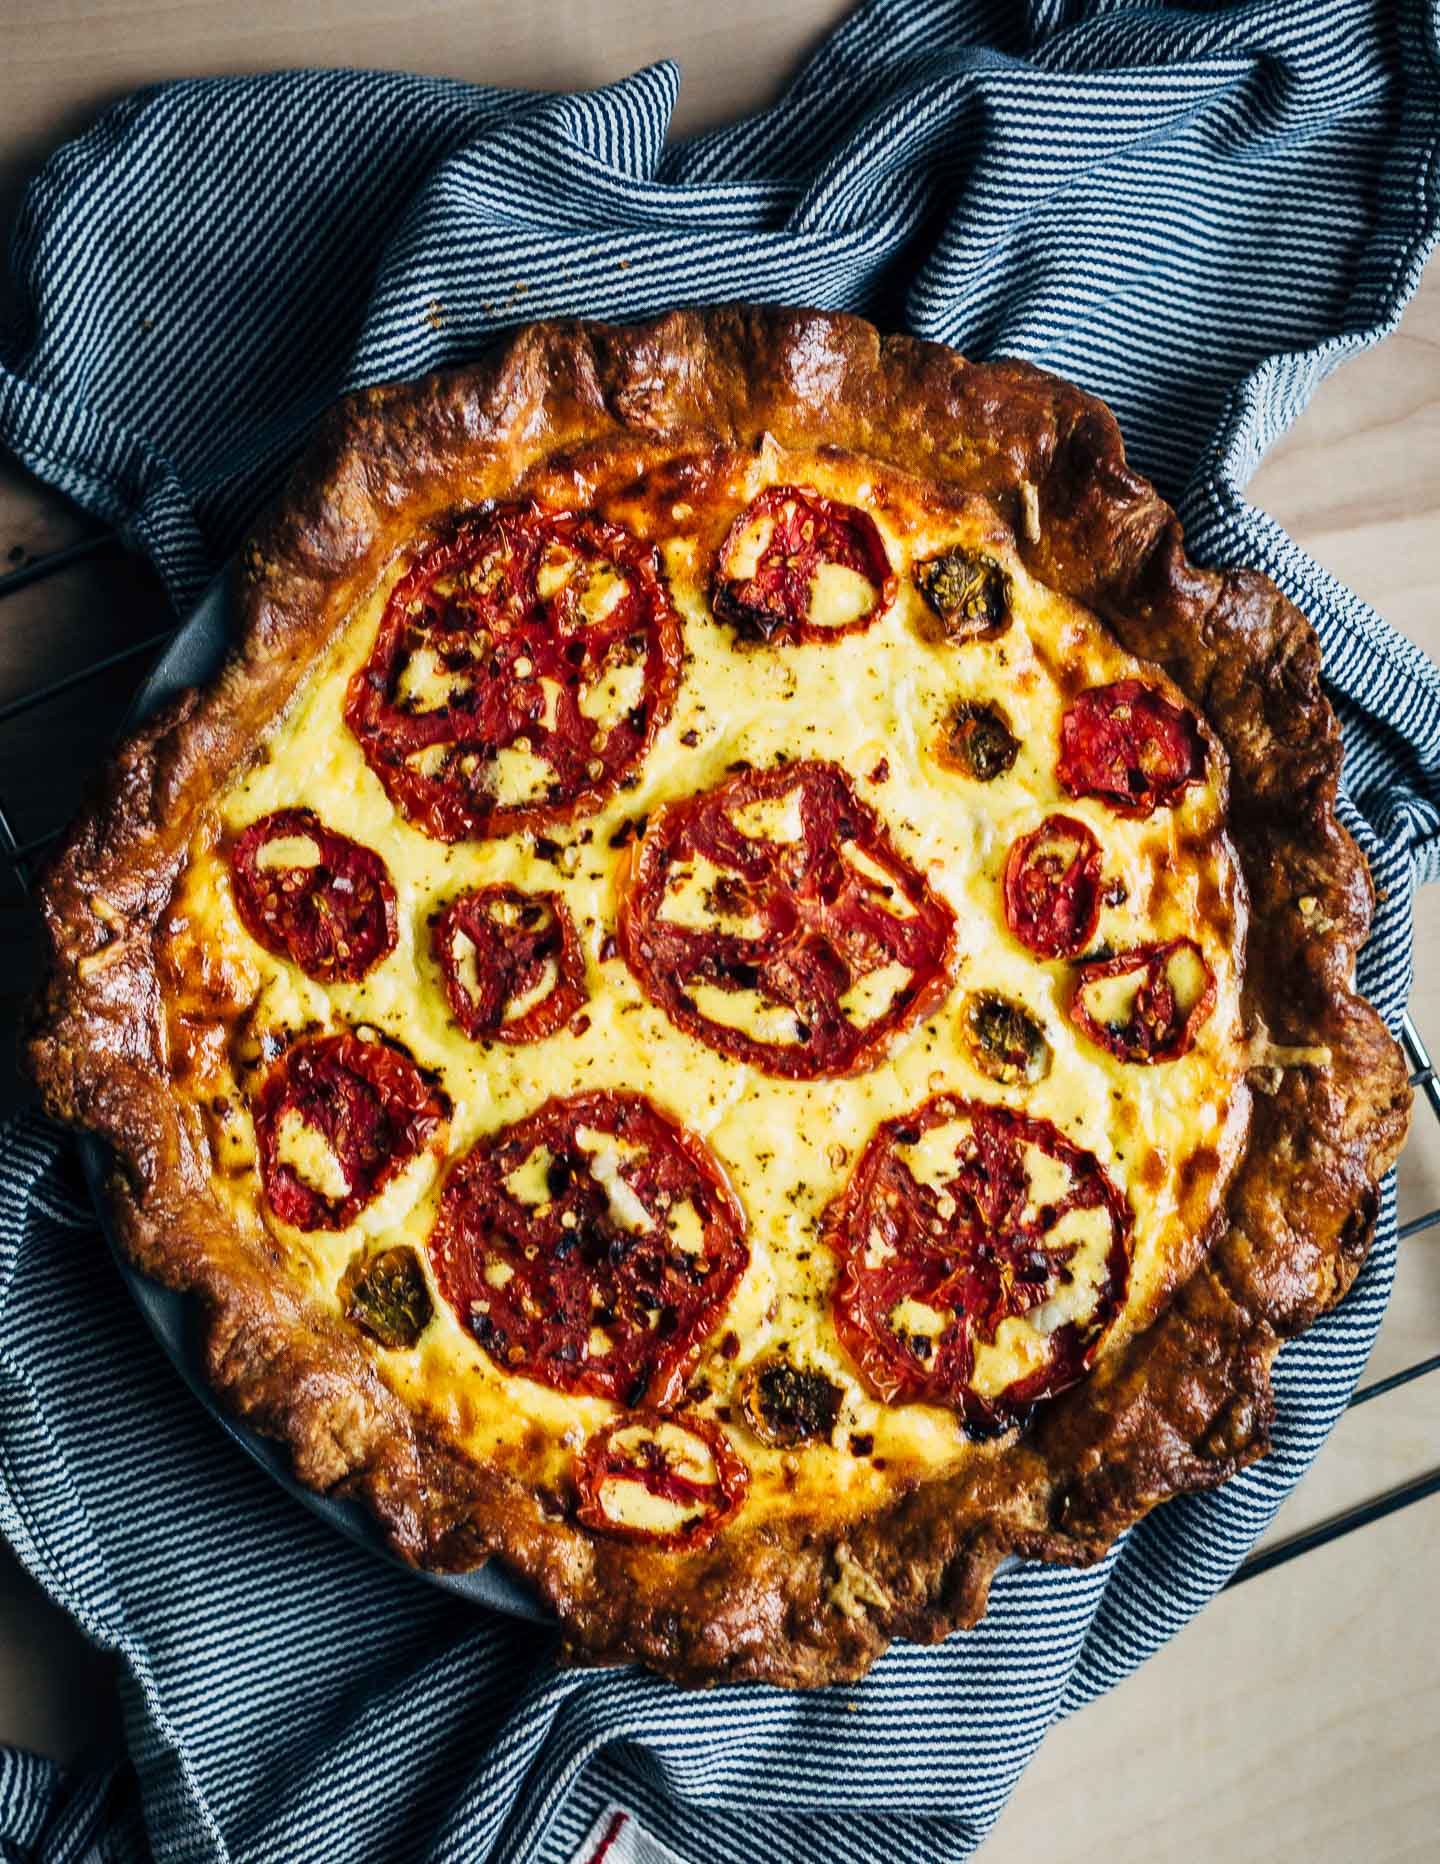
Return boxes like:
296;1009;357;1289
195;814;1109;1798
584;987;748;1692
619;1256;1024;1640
28;306;1411;1686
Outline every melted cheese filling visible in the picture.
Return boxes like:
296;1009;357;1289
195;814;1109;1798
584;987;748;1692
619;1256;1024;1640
657;855;765;937
274;1111;348;1200
490;742;553;805
396;644;470;713
165;442;1251;1533
255;833;321;871
808;560;877;629
579;654;644;732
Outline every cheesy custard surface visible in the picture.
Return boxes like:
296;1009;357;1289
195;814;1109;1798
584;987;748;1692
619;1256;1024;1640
161;441;1251;1537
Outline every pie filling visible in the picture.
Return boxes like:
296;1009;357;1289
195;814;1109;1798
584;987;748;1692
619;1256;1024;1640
161;442;1251;1545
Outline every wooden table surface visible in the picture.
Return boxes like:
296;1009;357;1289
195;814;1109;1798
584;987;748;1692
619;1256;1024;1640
1;7;1437;1859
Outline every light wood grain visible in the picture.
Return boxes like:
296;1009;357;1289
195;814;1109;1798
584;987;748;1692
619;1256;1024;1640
0;0;852;234
0;17;1436;1859
985;1495;1440;1864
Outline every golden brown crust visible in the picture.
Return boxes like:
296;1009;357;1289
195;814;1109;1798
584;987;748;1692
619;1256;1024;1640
26;306;1411;1687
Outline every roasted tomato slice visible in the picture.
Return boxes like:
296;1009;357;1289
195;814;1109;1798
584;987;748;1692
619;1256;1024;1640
345;502;681;842
1002;814;1103;959
618;760;957;1079
1070;937;1215;1063
711;485;896;644
428;1091;749;1406
575;1412;748;1549
431;884;586;1044
824;1095;1131;1428
229;807;397;983
253;1033;450;1232
1057;680;1205;817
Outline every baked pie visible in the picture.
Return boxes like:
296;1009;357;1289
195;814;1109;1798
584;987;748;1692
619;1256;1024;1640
29;306;1410;1686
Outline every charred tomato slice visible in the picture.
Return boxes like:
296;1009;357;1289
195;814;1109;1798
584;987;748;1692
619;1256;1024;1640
1057;680;1205;817
345;502;681;842
428;1091;748;1407
253;1033;450;1232
575;1411;748;1549
1070;937;1215;1063
618;759;957;1080
824;1095;1131;1429
1002;814;1103;960
431;884;587;1044
711;485;896;644
229;807;397;983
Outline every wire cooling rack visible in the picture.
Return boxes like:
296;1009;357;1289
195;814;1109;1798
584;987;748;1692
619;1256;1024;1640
0;531;1435;1588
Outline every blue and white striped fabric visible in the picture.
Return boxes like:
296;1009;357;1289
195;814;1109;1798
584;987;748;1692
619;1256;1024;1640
1;3;1438;1859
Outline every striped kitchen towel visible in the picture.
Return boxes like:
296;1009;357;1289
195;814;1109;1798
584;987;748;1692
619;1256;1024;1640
1;2;1438;1860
